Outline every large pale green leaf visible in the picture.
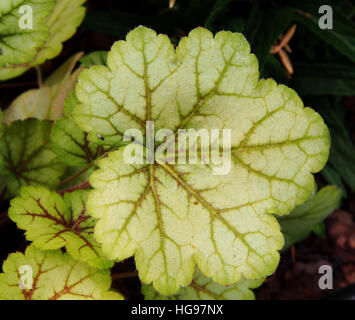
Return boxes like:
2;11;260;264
73;27;330;295
142;270;263;300
0;118;66;196
278;185;341;250
0;0;55;71
0;245;123;300
3;53;83;123
9;186;113;269
0;0;86;80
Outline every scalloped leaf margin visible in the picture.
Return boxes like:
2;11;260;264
73;26;330;295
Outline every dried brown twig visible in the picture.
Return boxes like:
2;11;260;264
270;24;297;78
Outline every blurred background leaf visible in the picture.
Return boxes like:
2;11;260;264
291;63;355;96
309;97;355;196
279;185;342;250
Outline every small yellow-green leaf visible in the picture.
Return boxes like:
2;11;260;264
9;186;114;269
0;0;86;80
0;245;123;300
0;0;55;73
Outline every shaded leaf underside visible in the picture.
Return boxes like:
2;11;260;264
0;246;122;300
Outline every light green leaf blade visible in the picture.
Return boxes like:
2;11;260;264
50;117;103;167
75;27;330;295
278;185;341;250
3;53;83;123
0;245;122;300
34;0;86;64
0;0;86;80
0;118;66;196
0;0;55;70
9;186;114;269
142;270;263;300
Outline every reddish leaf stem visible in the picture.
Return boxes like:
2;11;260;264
58;181;90;195
59;165;93;188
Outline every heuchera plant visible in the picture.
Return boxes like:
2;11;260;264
71;26;330;295
0;1;339;300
